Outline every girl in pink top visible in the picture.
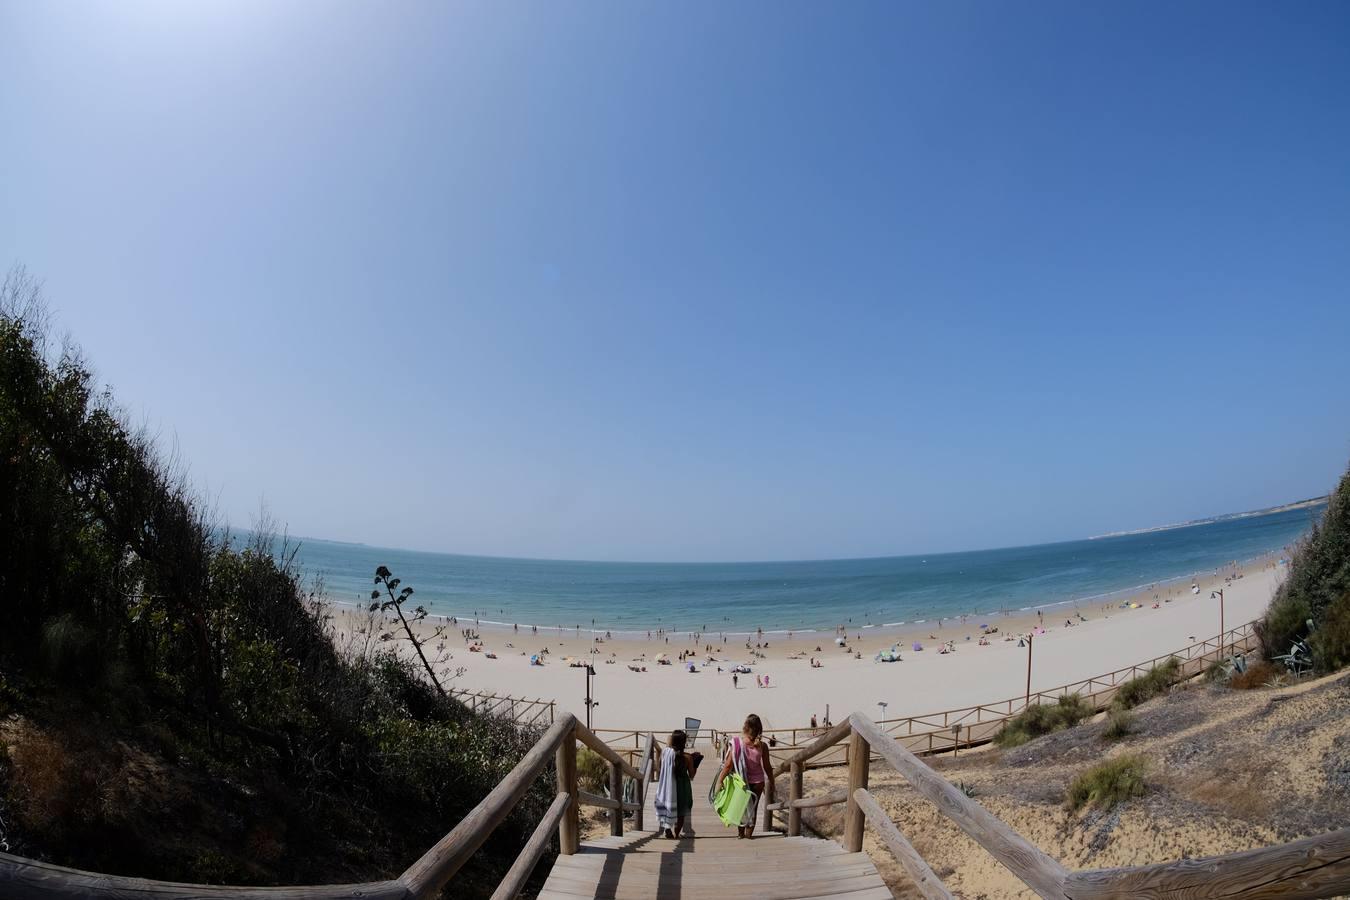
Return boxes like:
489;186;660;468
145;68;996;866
717;713;775;838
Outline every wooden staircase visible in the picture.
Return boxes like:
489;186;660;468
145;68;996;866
539;762;891;900
4;706;1350;899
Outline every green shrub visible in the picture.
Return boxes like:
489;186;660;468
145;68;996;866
995;694;1092;747
1101;708;1134;741
1111;657;1180;710
1054;692;1091;728
1310;590;1350;673
1258;467;1350;672
1257;592;1312;662
1066;755;1148;812
577;747;608;793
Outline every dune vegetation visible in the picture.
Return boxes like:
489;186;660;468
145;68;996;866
0;269;550;895
1258;463;1350;672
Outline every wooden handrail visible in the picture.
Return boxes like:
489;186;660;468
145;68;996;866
1062;827;1350;900
850;713;1069;897
578;790;623;811
783;711;1350;900
400;713;576;897
573;720;642;780
487;792;570;900
0;857;409;900
792;788;848;809
638;732;657;784
773;718;852;776
0;714;586;900
634;732;656;832
854;787;953;900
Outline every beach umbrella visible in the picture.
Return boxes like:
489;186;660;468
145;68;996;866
835;636;846;646
655;652;668;661
912;641;923;651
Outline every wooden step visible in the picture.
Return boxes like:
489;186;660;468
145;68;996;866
539;870;889;900
540;761;893;900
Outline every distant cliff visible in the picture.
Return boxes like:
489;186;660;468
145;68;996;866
1089;496;1329;540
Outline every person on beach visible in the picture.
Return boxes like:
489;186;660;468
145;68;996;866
654;729;701;839
717;713;774;839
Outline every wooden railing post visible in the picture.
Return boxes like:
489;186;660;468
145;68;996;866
788;761;803;836
762;779;774;833
843;724;870;852
609;761;623;837
634;740;646;833
556;731;579;855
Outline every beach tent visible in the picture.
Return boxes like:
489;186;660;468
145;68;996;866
912;641;923;652
834;636;846;646
875;645;902;663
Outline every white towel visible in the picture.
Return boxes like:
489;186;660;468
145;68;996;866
653;747;677;830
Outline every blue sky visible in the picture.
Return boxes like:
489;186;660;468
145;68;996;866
2;1;1348;562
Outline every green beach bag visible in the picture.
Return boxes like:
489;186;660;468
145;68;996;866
713;771;752;827
712;738;753;827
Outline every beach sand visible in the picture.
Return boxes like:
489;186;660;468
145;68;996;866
331;557;1284;733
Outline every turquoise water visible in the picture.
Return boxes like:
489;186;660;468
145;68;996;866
281;505;1322;635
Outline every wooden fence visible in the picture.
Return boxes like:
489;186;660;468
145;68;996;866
692;622;1261;769
447;687;556;727
464;623;1257;769
765;712;1350;900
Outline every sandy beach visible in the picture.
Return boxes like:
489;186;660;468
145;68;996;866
333;556;1284;733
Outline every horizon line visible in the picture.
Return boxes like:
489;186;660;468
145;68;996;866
247;494;1328;569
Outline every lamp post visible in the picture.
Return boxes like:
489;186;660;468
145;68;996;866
1024;633;1034;710
952;723;963;759
583;665;598;730
877;701;888;721
1211;589;1225;657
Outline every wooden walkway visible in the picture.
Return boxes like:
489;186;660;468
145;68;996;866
539;758;891;900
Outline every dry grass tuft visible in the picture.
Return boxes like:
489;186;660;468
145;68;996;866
1101;707;1135;741
1066;754;1148;812
1229;660;1282;690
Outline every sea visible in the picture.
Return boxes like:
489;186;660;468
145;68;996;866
274;504;1324;637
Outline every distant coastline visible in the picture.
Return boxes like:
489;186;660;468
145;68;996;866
295;502;1322;635
1088;496;1328;540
